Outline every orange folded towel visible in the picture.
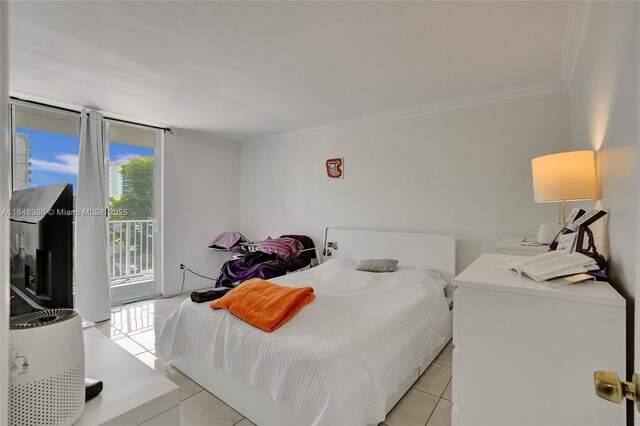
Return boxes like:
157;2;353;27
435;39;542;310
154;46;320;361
211;278;315;332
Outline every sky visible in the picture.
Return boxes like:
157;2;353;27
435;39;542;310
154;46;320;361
18;128;153;194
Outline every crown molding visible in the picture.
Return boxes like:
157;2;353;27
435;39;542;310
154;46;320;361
243;79;567;147
169;128;240;146
558;1;594;89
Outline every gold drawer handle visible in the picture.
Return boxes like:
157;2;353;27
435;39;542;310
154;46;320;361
594;371;640;408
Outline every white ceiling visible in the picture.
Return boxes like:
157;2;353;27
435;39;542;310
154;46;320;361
9;1;571;141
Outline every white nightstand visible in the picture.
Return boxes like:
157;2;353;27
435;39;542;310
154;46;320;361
496;236;548;256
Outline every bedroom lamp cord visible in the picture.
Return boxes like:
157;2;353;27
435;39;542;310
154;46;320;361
110;266;217;313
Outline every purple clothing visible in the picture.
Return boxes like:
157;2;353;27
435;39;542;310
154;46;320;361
209;231;246;254
214;234;316;287
216;256;311;288
280;235;317;259
257;237;304;261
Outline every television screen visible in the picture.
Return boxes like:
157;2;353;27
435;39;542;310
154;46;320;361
9;183;73;316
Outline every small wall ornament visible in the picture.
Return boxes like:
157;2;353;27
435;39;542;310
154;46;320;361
326;158;344;179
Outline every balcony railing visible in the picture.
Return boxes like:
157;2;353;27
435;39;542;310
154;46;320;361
109;219;154;283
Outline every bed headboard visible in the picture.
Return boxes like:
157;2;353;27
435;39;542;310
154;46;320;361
323;228;456;291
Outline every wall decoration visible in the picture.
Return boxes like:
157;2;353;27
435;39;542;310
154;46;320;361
326;157;344;179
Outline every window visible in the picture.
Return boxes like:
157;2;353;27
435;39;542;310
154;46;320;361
11;103;80;194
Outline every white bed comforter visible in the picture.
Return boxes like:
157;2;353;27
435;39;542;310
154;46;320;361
158;259;452;426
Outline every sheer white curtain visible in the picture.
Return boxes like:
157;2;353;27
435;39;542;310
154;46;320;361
76;109;111;322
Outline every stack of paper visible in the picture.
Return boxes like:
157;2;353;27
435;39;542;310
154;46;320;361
505;251;599;282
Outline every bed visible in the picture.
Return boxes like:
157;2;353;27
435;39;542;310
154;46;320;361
158;229;454;426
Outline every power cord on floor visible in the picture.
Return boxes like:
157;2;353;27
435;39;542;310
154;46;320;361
110;293;176;314
180;264;217;282
110;265;216;313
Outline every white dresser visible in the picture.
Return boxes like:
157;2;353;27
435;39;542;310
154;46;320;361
452;254;626;426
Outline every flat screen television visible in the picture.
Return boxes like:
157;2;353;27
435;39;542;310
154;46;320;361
9;183;73;316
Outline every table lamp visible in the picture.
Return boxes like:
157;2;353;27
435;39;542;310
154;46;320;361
531;150;597;224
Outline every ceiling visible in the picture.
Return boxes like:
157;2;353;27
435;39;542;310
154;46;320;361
9;1;571;141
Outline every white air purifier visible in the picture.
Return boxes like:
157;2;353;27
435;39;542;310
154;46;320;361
9;309;85;426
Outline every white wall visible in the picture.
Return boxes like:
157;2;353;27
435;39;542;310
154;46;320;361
568;3;638;412
569;1;637;303
163;130;241;295
241;91;570;272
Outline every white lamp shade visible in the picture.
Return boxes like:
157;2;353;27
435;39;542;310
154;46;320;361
531;150;597;203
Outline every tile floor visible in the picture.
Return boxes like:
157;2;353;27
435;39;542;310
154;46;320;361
95;292;453;426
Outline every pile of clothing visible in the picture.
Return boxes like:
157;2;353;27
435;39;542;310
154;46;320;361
213;234;316;288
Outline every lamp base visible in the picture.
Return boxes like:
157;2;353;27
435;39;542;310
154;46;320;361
559;200;567;225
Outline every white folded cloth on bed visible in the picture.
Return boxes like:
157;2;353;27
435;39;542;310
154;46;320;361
158;258;452;426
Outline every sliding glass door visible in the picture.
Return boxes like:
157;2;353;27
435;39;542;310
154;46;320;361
105;121;162;303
